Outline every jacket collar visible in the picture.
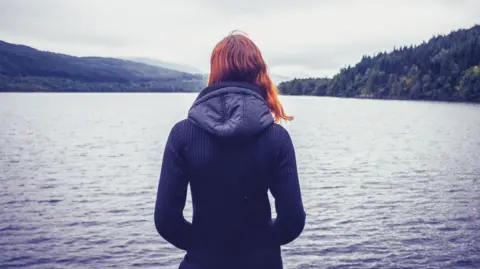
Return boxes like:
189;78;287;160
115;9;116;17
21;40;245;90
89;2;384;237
196;81;266;101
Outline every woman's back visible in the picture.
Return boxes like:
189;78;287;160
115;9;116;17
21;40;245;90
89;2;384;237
154;33;306;269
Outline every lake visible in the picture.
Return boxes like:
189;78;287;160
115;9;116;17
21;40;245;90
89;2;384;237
1;93;479;269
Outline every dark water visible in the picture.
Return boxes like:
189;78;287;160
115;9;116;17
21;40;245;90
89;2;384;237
1;93;479;269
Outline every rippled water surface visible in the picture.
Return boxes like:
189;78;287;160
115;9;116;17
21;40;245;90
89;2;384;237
1;93;480;269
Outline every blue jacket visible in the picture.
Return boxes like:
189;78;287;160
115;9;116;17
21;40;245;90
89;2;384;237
154;81;306;269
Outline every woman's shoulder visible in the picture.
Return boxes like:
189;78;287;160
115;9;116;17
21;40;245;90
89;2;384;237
165;119;192;147
170;119;190;132
268;123;292;137
263;123;294;147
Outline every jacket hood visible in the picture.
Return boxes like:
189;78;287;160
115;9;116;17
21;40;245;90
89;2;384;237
188;81;274;138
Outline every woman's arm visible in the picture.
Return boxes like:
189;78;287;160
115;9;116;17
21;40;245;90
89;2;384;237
270;127;306;245
154;122;192;250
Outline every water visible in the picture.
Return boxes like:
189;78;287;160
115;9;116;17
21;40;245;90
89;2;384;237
1;93;479;269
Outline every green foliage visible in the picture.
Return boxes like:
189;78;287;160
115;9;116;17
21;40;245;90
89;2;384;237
278;78;330;96
456;66;480;100
278;25;480;102
0;40;206;92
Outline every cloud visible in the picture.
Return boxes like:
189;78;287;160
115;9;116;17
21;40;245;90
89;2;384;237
0;0;479;77
190;0;329;16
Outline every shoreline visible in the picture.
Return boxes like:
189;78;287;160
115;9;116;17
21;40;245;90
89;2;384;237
3;90;479;105
280;93;480;104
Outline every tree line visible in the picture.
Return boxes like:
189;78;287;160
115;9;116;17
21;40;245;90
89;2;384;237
278;25;480;102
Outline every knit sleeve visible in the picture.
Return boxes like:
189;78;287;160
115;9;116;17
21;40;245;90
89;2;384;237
154;121;192;250
269;127;306;245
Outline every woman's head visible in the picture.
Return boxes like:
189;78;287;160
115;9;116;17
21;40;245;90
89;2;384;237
208;31;293;122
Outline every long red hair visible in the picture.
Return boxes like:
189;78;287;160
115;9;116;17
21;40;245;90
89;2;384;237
208;31;293;122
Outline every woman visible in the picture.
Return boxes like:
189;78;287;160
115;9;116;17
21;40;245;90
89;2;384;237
154;31;306;269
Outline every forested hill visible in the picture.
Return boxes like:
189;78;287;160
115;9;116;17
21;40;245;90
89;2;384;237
278;25;480;102
0;40;205;92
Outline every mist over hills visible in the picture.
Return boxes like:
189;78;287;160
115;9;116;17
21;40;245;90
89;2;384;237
122;57;204;74
124;57;292;84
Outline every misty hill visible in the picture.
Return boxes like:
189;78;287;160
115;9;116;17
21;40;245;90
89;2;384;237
125;57;292;83
270;74;292;84
279;25;480;102
123;57;204;74
0;40;205;92
125;56;292;86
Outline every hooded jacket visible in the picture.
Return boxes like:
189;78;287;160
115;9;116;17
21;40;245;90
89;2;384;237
154;81;306;269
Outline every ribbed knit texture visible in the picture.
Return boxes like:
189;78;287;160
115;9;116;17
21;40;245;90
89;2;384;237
154;82;306;269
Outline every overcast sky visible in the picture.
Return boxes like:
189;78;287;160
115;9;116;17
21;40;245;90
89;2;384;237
0;0;479;78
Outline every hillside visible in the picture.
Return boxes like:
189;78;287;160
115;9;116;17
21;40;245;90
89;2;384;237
0;40;205;92
278;25;480;102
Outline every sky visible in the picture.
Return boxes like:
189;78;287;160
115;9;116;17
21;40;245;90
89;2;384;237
0;0;479;78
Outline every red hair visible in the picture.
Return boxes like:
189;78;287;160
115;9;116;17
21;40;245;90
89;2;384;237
208;31;293;122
